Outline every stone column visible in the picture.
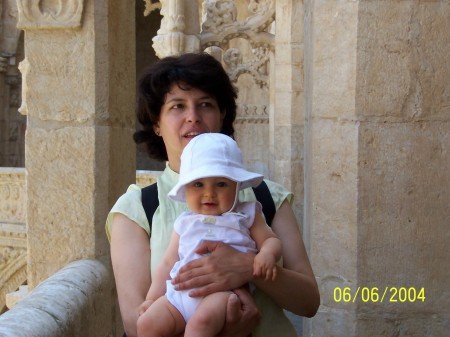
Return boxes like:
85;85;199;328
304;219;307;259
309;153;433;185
17;0;136;290
273;0;305;221
304;1;449;336
304;1;360;334
152;0;200;57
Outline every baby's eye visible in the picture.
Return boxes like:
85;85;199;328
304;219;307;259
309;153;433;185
216;181;227;187
193;181;203;188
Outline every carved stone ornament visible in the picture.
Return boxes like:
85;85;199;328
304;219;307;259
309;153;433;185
223;47;270;88
200;0;275;50
0;223;27;312
0;168;26;224
235;104;269;124
16;0;84;30
200;0;274;88
152;0;200;58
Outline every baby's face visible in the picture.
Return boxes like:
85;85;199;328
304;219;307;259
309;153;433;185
185;177;237;215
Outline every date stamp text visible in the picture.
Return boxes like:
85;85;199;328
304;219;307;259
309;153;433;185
333;287;425;303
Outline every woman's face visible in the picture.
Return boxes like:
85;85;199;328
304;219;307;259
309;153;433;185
155;83;225;171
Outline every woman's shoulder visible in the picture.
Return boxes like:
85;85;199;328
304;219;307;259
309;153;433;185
240;179;293;210
263;179;294;208
115;184;143;206
105;184;150;240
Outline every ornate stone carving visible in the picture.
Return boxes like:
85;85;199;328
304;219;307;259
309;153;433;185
200;0;275;49
152;1;274;85
0;223;27;312
200;1;274;89
0;168;26;224
236;104;269;124
201;0;237;34
152;0;200;57
223;47;270;88
16;0;84;29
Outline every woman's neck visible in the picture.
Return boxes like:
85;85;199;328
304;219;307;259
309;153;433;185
167;157;181;173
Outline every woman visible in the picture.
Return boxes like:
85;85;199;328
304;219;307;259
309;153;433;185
106;53;320;337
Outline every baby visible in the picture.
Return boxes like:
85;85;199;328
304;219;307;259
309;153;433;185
137;133;282;337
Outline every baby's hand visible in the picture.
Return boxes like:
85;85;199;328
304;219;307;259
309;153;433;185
253;251;277;281
138;299;155;316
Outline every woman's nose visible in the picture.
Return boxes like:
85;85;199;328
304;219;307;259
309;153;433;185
185;106;201;123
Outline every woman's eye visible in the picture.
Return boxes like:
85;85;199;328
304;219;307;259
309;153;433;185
171;104;183;110
199;101;213;108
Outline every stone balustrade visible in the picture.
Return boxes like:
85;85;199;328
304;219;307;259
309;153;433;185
0;259;113;337
0;167;26;224
0;168;161;315
0;168;27;312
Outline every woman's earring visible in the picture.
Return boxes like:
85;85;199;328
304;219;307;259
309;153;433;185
155;130;160;136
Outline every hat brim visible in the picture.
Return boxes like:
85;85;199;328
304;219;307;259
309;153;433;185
168;165;263;202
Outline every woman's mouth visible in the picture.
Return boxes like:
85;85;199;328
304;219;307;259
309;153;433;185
184;131;202;139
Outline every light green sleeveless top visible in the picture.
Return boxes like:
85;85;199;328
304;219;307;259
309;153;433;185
106;166;298;337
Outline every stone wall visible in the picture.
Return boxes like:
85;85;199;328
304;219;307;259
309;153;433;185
355;2;449;335
304;1;449;336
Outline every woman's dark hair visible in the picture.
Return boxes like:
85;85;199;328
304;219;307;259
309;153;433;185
134;53;238;161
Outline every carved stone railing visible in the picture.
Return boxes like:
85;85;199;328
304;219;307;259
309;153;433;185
0;168;27;312
0;168;161;313
0;168;26;224
0;259;113;337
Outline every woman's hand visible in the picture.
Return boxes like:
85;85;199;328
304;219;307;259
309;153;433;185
171;240;255;297
217;288;260;337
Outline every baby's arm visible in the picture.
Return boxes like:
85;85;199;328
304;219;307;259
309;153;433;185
138;230;180;315
250;210;282;281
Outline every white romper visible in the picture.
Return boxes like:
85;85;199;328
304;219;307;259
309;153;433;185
166;201;260;322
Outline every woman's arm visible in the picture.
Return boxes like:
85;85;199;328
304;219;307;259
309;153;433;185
252;200;320;317
110;213;151;337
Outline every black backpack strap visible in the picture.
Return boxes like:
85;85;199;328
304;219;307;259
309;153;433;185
252;180;276;226
141;183;159;228
141;180;277;229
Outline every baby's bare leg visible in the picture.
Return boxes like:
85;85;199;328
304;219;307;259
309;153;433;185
137;295;185;337
185;291;232;337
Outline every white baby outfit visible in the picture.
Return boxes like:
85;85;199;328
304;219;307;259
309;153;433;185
166;201;260;322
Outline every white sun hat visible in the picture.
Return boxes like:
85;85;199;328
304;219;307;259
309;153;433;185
168;133;263;202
